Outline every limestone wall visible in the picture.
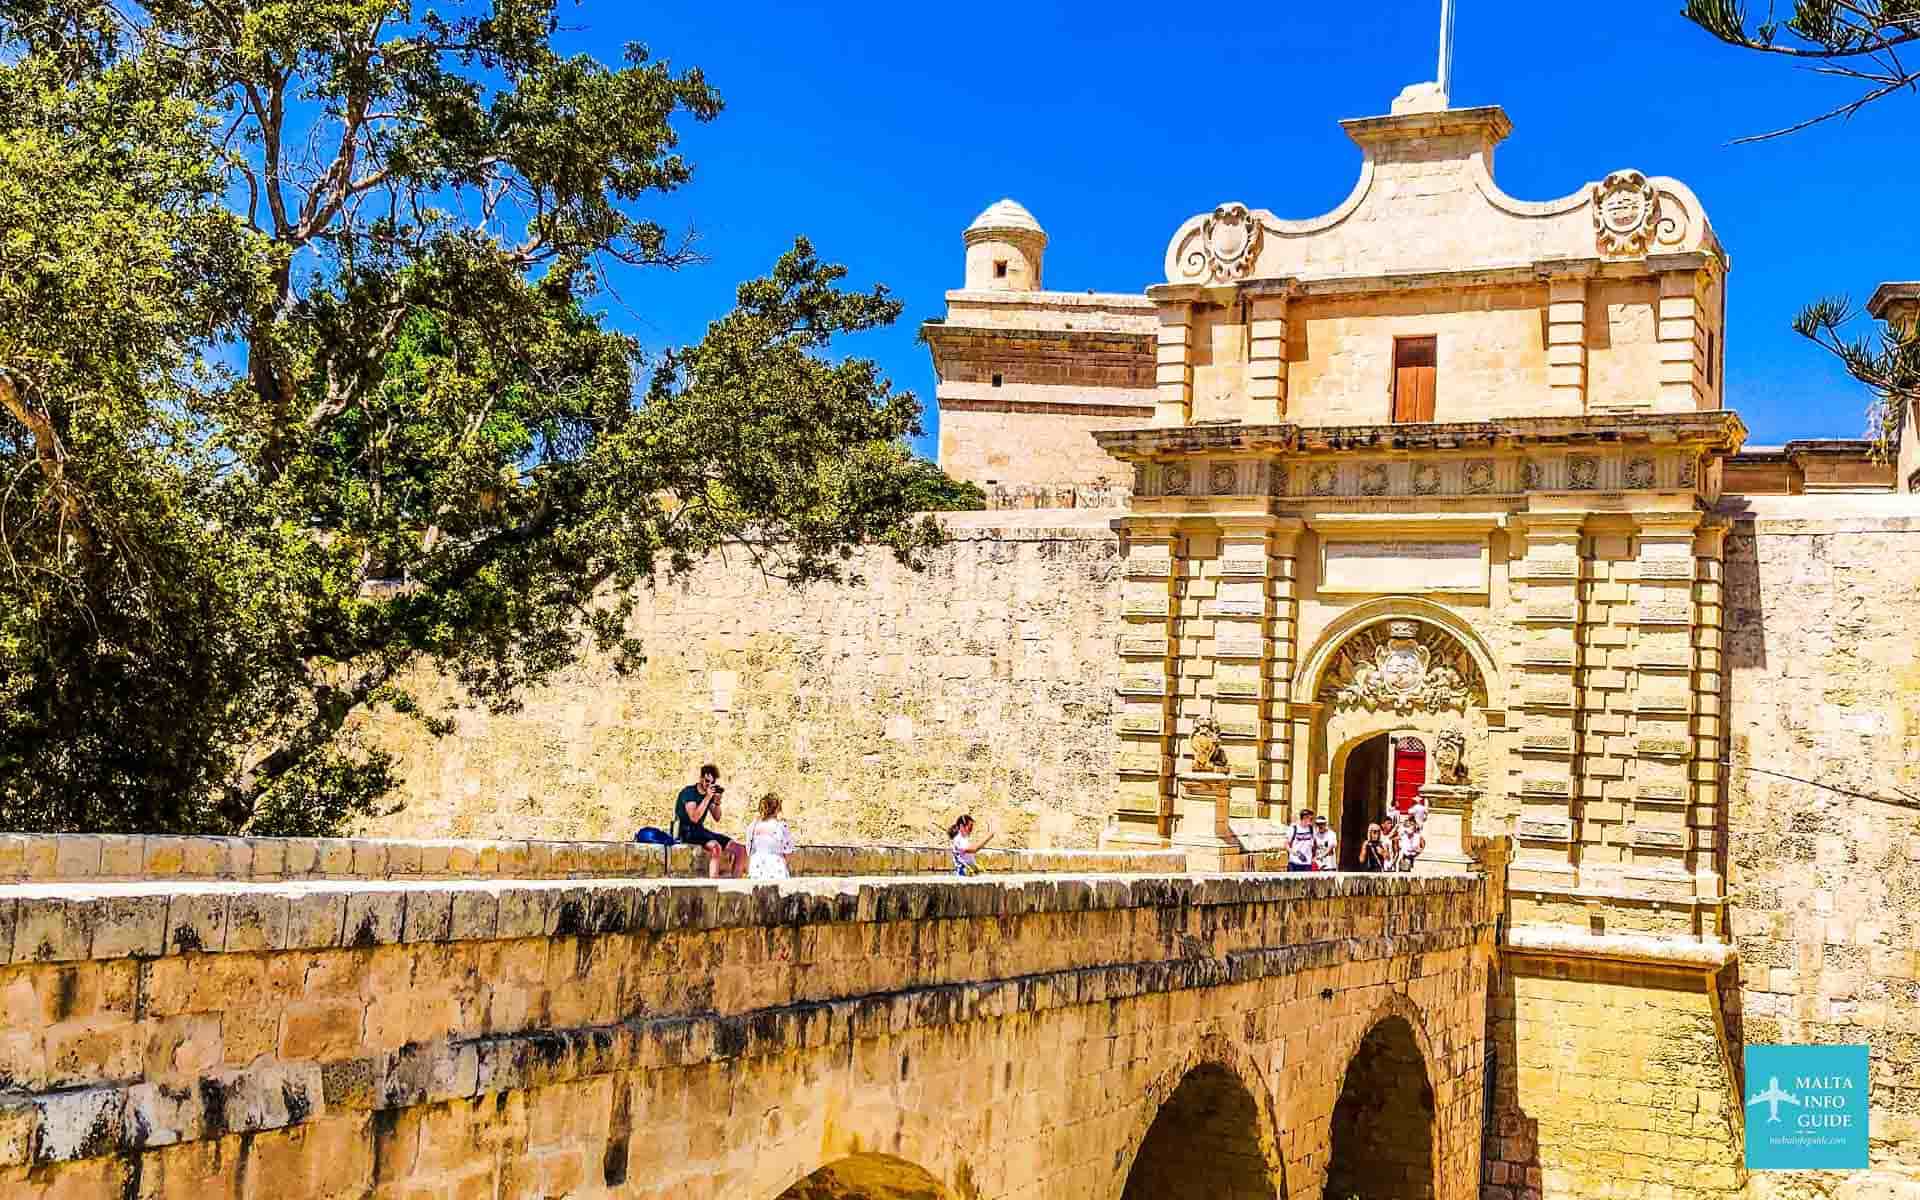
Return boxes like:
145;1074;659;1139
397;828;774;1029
0;867;1497;1199
1285;285;1554;424
363;512;1128;849
1721;496;1920;1191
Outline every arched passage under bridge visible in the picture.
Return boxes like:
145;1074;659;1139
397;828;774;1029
1120;1060;1281;1200
771;1154;951;1200
1326;1015;1438;1200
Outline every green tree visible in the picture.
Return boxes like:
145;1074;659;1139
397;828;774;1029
1683;1;1920;452
1684;0;1920;140
0;0;960;834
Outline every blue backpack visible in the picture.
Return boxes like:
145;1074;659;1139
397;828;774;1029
633;826;676;846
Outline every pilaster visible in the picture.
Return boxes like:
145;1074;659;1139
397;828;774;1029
1576;517;1642;894
1264;520;1304;817
1690;517;1731;915
1541;266;1591;412
1109;520;1180;847
1154;302;1195;427
1508;514;1586;893
1653;260;1708;411
1246;292;1291;422
1621;511;1704;905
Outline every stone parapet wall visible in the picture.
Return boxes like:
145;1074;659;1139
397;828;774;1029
0;870;1495;1198
0;833;1182;885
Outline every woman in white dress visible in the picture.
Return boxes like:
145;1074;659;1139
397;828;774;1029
746;793;796;880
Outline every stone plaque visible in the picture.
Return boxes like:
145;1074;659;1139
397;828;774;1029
1518;819;1574;842
1638;558;1695;581
1523;643;1575;667
1118;712;1164;735
1524;601;1577;623
1124;553;1173;577
1635;736;1689;758
1217;719;1259;739
1119;634;1169;657
1631;828;1687;849
1636;683;1691;713
1118;671;1167;696
1321;539;1487;595
1521;729;1574;752
1115;752;1163;776
1523;683;1576;708
1635;597;1692;625
1636;645;1693;670
1210;599;1265;618
1123;596;1171;618
1215;674;1261;698
1218;557;1268;577
1520;557;1579;580
1521;776;1571;797
1636;780;1688;804
1213;632;1264;659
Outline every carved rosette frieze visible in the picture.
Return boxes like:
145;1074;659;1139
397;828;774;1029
1114;445;1732;501
1317;620;1487;715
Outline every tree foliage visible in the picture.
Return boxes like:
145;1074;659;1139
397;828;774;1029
0;0;962;834
1682;1;1920;453
1791;297;1920;454
1683;0;1920;140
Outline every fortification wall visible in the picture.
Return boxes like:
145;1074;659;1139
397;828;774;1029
1722;498;1920;1191
364;511;1129;849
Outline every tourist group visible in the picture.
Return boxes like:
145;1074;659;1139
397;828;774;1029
645;764;1426;879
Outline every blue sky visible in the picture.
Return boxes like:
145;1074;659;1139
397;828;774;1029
560;1;1916;458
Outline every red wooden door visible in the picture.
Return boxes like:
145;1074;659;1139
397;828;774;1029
1393;337;1437;422
1392;736;1427;812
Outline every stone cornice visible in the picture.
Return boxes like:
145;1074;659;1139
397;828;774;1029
921;322;1152;362
1093;412;1749;462
1340;105;1513;148
1504;924;1737;970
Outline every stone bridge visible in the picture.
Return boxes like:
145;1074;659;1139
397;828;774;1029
0;837;1499;1199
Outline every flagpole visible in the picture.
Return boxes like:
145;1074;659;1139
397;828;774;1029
1437;0;1457;105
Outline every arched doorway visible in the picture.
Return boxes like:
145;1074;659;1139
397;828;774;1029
773;1154;950;1200
1326;1016;1436;1200
1297;609;1498;835
1339;732;1390;869
1122;1062;1278;1199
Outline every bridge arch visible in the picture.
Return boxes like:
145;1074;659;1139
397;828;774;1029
769;1153;953;1200
1115;1035;1284;1200
1326;996;1443;1200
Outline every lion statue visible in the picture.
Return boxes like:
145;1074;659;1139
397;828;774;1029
1434;727;1470;786
1188;716;1230;773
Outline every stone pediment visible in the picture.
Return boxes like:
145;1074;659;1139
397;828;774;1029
1163;105;1720;285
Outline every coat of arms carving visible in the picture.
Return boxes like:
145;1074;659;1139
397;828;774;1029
1319;620;1485;715
1593;170;1660;257
1191;203;1263;282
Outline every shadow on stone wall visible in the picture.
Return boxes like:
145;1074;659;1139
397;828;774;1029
1481;963;1542;1200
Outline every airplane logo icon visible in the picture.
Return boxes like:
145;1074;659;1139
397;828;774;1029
1747;1076;1802;1123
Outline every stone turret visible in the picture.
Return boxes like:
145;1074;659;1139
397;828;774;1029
963;198;1046;291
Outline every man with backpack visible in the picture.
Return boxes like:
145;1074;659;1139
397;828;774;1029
1286;808;1318;873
